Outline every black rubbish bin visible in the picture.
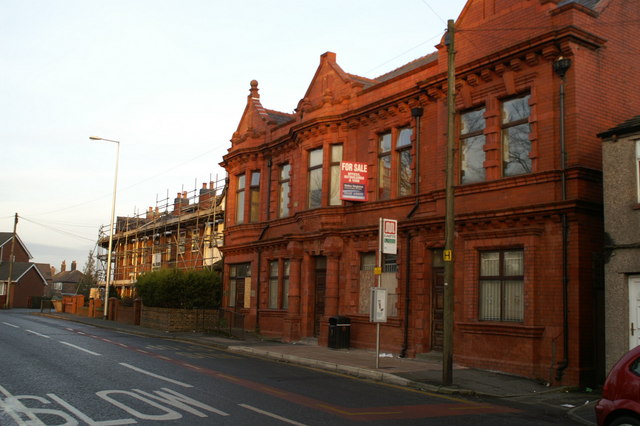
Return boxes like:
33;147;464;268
328;316;350;349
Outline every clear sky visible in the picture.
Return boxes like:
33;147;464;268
0;0;467;272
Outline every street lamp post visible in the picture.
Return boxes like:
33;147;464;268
90;136;120;320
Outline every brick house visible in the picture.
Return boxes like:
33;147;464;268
0;232;49;308
99;180;225;297
599;116;640;372
51;260;85;298
220;0;640;386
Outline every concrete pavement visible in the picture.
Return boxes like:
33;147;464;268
31;311;598;425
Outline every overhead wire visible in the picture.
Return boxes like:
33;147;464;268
363;0;454;77
19;215;97;243
26;146;221;218
420;0;448;25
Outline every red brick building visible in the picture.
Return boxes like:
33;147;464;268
0;232;49;308
221;0;640;386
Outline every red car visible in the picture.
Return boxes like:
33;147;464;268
596;345;640;426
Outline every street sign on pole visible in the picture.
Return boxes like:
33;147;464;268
375;217;397;368
382;219;397;254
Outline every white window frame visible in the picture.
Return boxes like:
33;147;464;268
308;147;324;209
636;140;640;203
152;252;162;270
330;144;343;206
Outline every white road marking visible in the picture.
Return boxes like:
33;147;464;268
26;329;50;339
119;363;193;388
2;322;19;328
134;388;230;417
239;403;307;426
48;393;135;425
0;384;53;425
59;341;102;356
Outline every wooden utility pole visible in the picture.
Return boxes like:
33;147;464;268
5;213;18;309
443;19;456;387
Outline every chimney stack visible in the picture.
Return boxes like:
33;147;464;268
199;182;216;208
71;261;77;271
61;260;66;272
173;192;189;215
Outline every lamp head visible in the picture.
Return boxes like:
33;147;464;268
553;56;572;79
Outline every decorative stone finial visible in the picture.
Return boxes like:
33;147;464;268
249;80;259;98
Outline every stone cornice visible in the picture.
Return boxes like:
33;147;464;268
418;25;607;92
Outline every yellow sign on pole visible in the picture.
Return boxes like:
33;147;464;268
443;250;453;262
374;267;382;275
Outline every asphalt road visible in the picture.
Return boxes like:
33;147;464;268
0;310;581;425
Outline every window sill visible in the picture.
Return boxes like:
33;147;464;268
458;321;544;338
259;309;287;316
348;314;402;327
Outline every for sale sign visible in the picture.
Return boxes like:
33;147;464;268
339;161;368;201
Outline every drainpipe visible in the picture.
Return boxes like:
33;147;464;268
408;107;424;218
553;56;572;381
255;159;273;332
401;233;412;357
403;107;423;353
255;159;271;333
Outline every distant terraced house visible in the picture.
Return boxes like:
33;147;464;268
98;180;226;298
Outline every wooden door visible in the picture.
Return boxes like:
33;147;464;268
235;278;245;310
313;256;327;337
431;268;444;352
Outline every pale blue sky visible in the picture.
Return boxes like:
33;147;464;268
0;0;467;271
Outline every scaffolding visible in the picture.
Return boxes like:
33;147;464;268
95;175;227;297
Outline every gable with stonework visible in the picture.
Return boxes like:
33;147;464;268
232;80;293;146
297;52;373;116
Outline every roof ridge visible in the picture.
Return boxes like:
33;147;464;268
264;107;294;117
374;52;439;82
346;72;378;85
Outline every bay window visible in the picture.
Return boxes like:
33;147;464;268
378;127;413;200
282;260;290;310
358;252;376;314
229;263;251;309
502;94;532;177
249;171;260;222
330;144;343;206
236;174;245;224
357;251;398;317
479;249;524;322
378;132;392;200
268;259;290;309
636;140;640;203
308;147;323;208
460;108;486;184
268;261;279;309
397;127;413;196
279;164;291;218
